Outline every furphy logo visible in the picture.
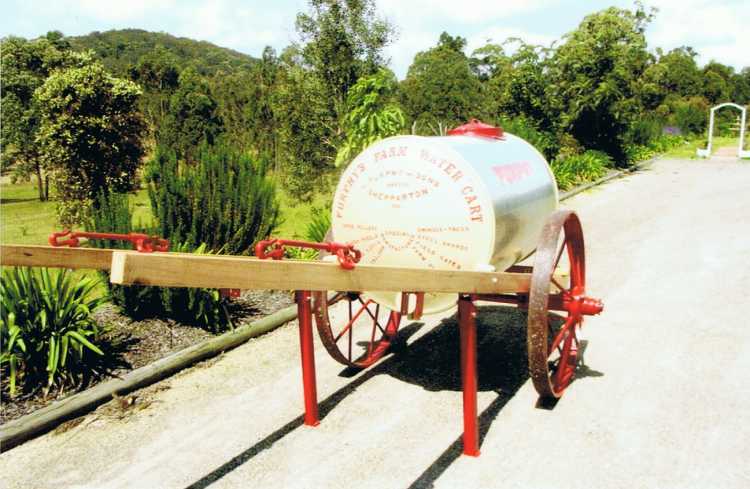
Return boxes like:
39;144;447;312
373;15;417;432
492;161;532;184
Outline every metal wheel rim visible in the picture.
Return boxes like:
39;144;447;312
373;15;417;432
312;291;401;368
527;210;586;399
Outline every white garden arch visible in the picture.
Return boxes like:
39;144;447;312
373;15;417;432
696;102;749;158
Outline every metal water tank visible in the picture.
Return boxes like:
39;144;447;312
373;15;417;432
331;120;558;313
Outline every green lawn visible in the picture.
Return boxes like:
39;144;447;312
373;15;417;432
0;180;329;299
0;178;331;247
1;180;57;245
273;190;331;240
0;181;153;246
662;136;741;159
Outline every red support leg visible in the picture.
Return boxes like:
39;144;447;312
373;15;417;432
296;290;320;426
458;294;480;456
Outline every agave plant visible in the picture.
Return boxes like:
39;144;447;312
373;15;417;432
0;267;106;396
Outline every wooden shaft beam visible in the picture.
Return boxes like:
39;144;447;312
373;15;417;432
110;251;531;294
1;245;114;270
1;245;533;294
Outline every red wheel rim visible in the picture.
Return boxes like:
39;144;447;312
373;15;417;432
528;210;586;399
313;291;401;368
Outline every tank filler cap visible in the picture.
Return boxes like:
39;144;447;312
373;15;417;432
447;119;504;139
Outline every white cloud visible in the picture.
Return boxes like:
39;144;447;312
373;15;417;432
625;0;749;70
70;0;177;22
165;0;303;56
379;0;561;77
379;0;557;25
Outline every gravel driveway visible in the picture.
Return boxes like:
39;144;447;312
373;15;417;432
1;157;749;489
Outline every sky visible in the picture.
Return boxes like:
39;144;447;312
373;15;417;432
2;0;747;79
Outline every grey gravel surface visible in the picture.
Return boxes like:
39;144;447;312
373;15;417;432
1;158;749;489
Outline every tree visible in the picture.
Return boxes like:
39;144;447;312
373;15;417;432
35;60;146;225
212;70;257;153
128;46;180;133
272;60;333;200
639;46;702;109
487;40;555;132
400;32;486;132
701;61;733;104
732;67;750;105
0;34;78;200
243;47;280;158
549;5;655;163
335;69;405;166
295;0;394;116
158;67;223;163
470;43;509;81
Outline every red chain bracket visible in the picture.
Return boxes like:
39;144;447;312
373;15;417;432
50;230;246;300
49;230;169;252
255;239;362;270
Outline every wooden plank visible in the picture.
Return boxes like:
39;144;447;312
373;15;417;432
111;251;531;294
1;244;114;270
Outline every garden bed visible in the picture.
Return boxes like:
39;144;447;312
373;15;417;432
0;290;293;425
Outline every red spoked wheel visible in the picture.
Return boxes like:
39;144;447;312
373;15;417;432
312;292;401;368
527;210;602;400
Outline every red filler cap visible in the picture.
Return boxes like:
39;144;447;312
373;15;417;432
447;119;504;139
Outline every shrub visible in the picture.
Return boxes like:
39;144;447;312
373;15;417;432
624;144;657;164
670;96;709;135
88;193;230;331
499;116;559;161
551;150;610;191
1;267;106;396
156;242;231;332
626;116;663;147
88;192;163;318
146;143;280;255
556;134;584;161
648;133;685;153
306;207;332;243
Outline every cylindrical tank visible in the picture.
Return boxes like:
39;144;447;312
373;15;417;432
331;120;558;314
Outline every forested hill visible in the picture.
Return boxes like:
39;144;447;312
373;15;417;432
68;29;258;77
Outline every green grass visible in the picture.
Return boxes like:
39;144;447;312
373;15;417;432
273;189;332;240
1;181;57;245
0;181;151;298
1;178;333;246
0;179;333;303
0;181;153;245
662;136;740;159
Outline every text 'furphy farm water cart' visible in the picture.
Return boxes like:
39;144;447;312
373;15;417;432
1;120;603;457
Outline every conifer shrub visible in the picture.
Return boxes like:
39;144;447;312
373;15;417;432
146;143;280;255
89;192;231;330
87;142;279;331
88;192;162;317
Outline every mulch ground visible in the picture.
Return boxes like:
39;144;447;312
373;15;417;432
0;290;294;425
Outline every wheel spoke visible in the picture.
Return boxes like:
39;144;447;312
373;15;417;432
553;238;567;270
367;312;379;357
313;286;401;367
348;319;353;360
335;301;371;342
548;315;575;355
554;325;575;388
360;300;386;335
